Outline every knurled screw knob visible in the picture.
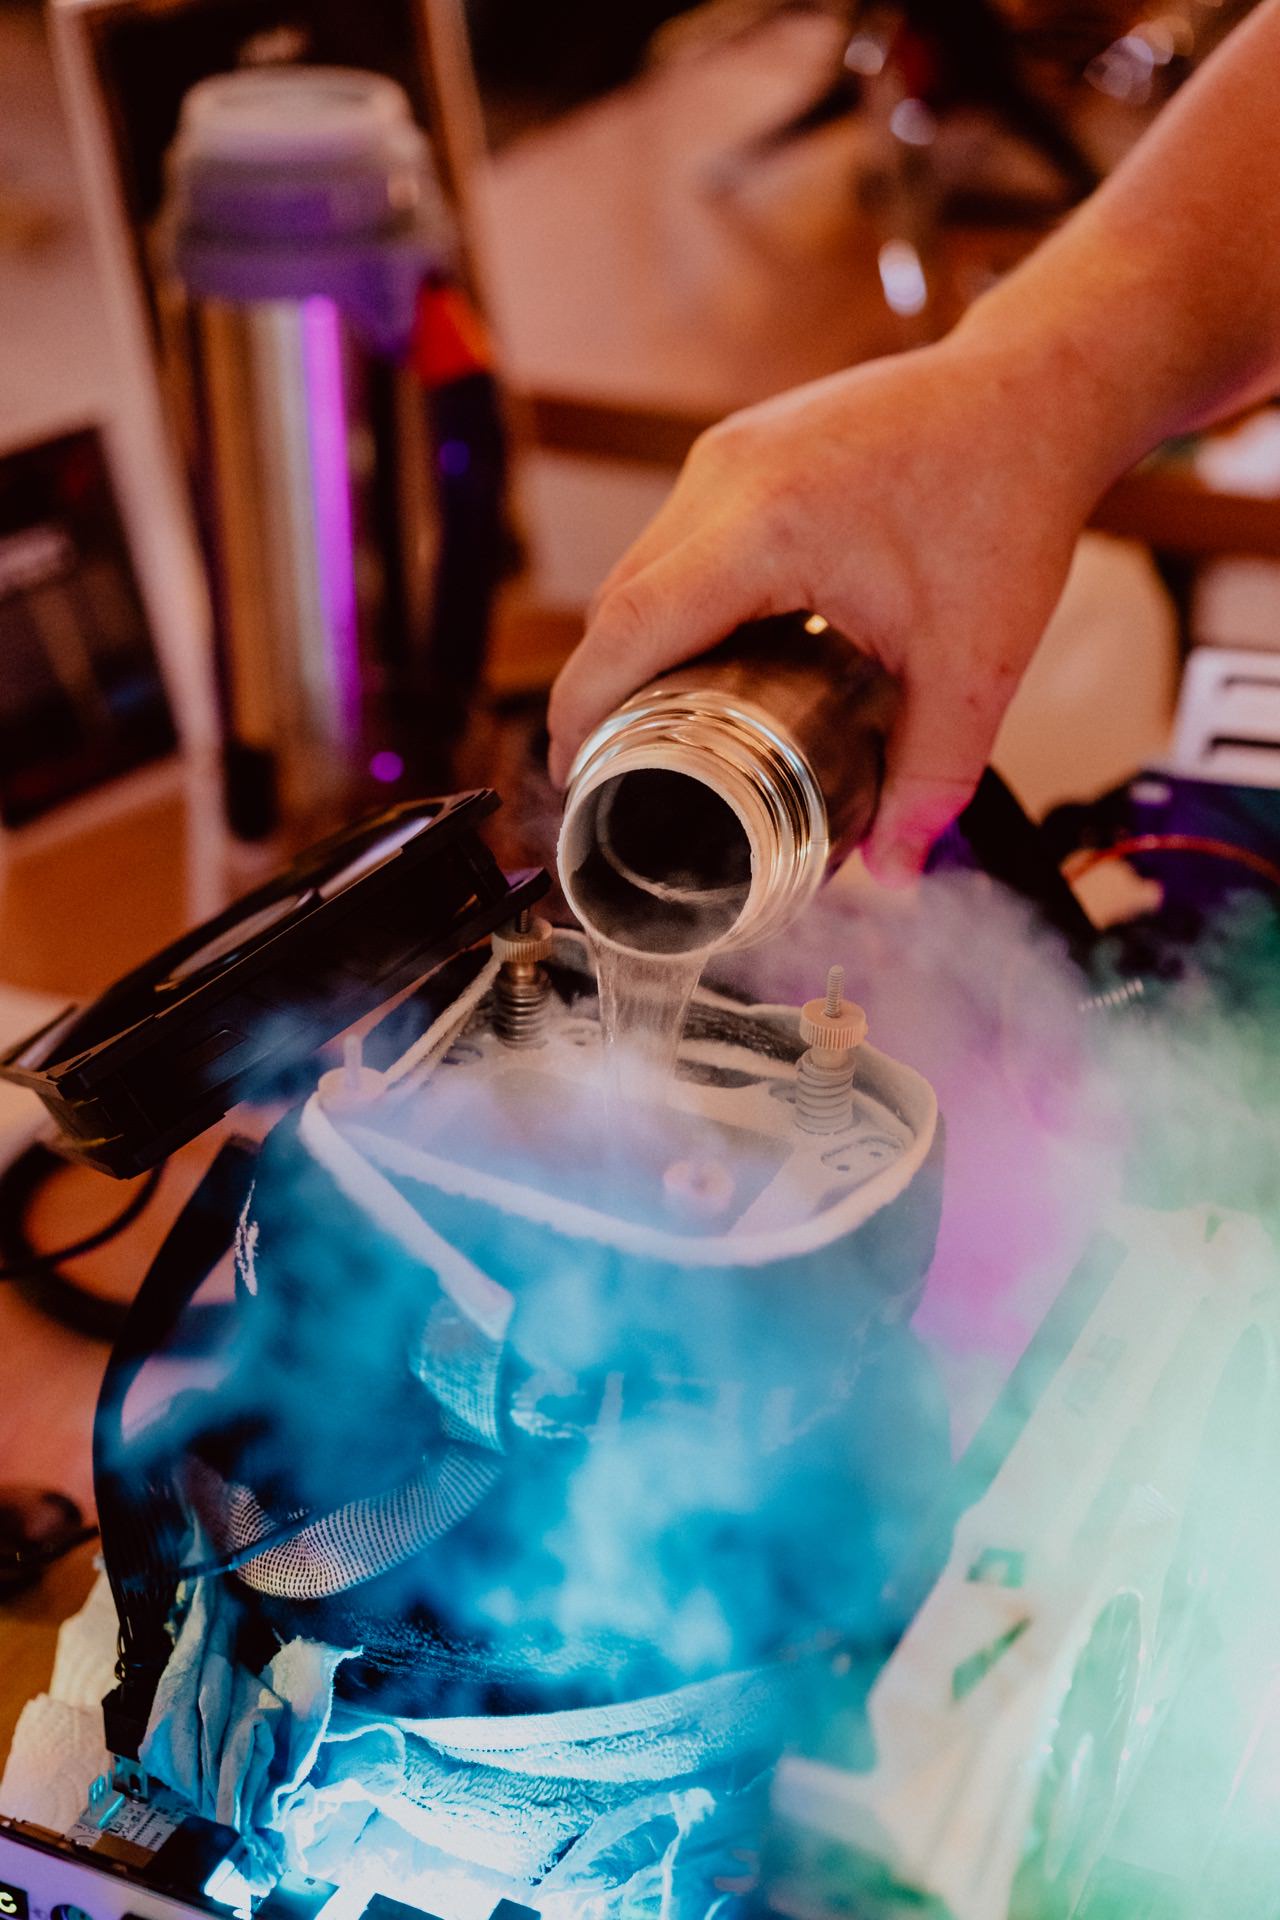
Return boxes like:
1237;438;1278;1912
493;909;554;1049
795;965;865;1135
798;965;867;1052
492;911;553;966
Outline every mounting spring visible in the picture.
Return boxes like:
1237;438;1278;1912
796;1048;856;1134
795;964;868;1136
1079;977;1148;1017
492;911;554;1049
494;968;550;1047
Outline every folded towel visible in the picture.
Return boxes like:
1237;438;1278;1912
142;1572;783;1906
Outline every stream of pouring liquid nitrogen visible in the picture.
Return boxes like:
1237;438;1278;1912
591;938;710;1108
574;767;755;1107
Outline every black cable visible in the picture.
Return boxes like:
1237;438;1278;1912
0;1143;163;1340
0;1155;163;1277
138;1513;315;1592
0;1494;100;1598
95;1141;259;1758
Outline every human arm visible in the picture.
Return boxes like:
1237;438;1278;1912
547;0;1280;880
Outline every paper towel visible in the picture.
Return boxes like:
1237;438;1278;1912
0;1569;116;1832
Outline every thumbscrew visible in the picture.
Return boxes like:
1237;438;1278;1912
795;964;867;1135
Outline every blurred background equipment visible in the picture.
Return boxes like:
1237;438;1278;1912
161;66;507;840
20;0;1280;867
0;426;175;831
47;0;511;845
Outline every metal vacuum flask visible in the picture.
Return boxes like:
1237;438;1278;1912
558;613;900;955
163;67;505;841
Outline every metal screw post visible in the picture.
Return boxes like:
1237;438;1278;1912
795;964;867;1135
492;913;554;1048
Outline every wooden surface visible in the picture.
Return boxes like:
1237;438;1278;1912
518;380;1280;568
480;12;910;425
0;1117;234;1776
1093;460;1280;558
0;777;236;1778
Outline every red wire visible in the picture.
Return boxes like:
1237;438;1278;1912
1065;833;1280;895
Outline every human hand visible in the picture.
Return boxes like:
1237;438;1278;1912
548;336;1101;883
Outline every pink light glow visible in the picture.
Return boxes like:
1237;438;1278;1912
369;749;404;784
301;298;361;743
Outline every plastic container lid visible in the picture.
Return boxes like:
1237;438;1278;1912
164;65;448;332
174;66;422;170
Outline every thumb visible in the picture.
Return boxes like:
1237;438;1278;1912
548;536;766;787
862;682;993;886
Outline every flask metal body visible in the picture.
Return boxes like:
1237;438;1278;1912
558;613;899;955
161;67;502;843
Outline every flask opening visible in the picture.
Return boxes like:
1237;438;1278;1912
562;768;753;955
